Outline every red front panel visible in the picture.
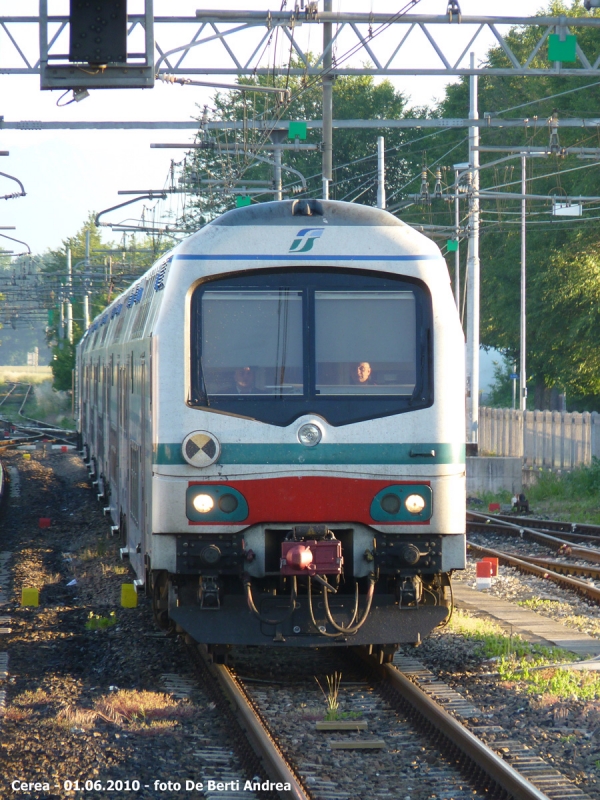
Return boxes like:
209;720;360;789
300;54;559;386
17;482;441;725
188;476;429;526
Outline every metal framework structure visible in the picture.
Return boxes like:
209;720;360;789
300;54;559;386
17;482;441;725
1;117;600;131
1;9;600;89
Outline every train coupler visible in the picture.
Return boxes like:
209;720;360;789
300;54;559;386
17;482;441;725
397;576;422;607
199;576;220;610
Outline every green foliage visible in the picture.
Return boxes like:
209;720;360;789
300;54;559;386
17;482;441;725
401;0;600;408
51;341;76;392
85;611;117;631
485;354;520;409
180;58;412;227
41;214;171;391
527;457;600;501
448;610;600;699
449;610;568;660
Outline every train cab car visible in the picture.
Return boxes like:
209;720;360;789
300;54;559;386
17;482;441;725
76;199;466;655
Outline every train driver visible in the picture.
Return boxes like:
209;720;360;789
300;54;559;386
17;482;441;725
234;366;257;394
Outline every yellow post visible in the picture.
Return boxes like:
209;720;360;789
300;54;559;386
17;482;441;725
21;588;39;607
120;584;138;608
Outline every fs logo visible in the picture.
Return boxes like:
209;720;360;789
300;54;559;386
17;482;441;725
289;227;324;253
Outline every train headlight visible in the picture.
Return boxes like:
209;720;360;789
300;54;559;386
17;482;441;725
186;485;249;522
193;494;214;513
405;494;426;515
298;423;322;447
370;485;432;522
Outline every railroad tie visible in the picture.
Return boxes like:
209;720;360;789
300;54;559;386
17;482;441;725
394;650;593;800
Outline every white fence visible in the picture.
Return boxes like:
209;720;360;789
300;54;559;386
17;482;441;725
479;407;600;469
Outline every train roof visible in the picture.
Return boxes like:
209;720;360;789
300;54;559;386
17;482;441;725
205;199;405;228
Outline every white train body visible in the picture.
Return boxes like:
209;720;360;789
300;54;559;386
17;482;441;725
77;200;465;651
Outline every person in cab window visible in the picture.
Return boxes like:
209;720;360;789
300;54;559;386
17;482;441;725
234;366;257;394
353;361;374;385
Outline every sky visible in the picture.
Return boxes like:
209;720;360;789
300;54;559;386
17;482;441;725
0;0;554;255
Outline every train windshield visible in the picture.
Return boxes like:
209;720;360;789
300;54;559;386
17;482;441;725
201;290;304;396
190;269;432;426
315;291;416;395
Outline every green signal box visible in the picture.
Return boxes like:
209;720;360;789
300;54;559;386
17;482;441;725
446;239;459;252
288;121;308;140
548;34;577;63
236;196;252;208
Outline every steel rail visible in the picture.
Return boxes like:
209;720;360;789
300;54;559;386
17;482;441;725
467;542;600;603
467;510;600;562
196;647;310;800
468;520;600;545
472;510;600;538
355;649;550;800
510;554;600;580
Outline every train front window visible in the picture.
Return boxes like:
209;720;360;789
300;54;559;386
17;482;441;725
315;291;416;395
190;269;432;427
201;290;304;396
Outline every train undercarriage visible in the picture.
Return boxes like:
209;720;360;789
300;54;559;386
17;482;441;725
149;524;455;651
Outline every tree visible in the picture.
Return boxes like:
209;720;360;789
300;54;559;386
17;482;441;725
41;214;171;390
179;58;414;227
407;0;600;409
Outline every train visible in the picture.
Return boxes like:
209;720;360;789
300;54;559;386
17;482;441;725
76;198;466;661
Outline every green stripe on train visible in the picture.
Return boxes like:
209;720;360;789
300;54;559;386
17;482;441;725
153;442;465;466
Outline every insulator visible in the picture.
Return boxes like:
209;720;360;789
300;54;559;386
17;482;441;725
434;168;443;198
420;169;430;203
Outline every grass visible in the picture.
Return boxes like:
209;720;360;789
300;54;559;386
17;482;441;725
447;610;600;699
315;672;343;720
469;459;600;524
85;611;117;631
55;689;195;732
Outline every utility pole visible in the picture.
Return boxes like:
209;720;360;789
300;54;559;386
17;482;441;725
454;166;461;309
520;154;527;412
465;52;480;449
66;247;73;345
59;297;64;342
269;129;286;201
84;231;91;330
322;0;333;200
377;136;386;209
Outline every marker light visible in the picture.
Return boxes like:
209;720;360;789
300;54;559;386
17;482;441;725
193;494;215;513
405;494;426;515
298;423;322;447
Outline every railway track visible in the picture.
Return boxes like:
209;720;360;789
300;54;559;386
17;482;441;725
190;641;591;800
468;510;600;542
0;381;75;442
1;448;598;797
467;510;600;604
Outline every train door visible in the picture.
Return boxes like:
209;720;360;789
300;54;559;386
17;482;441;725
117;359;129;543
140;358;147;543
108;357;118;509
127;354;144;577
124;356;147;580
